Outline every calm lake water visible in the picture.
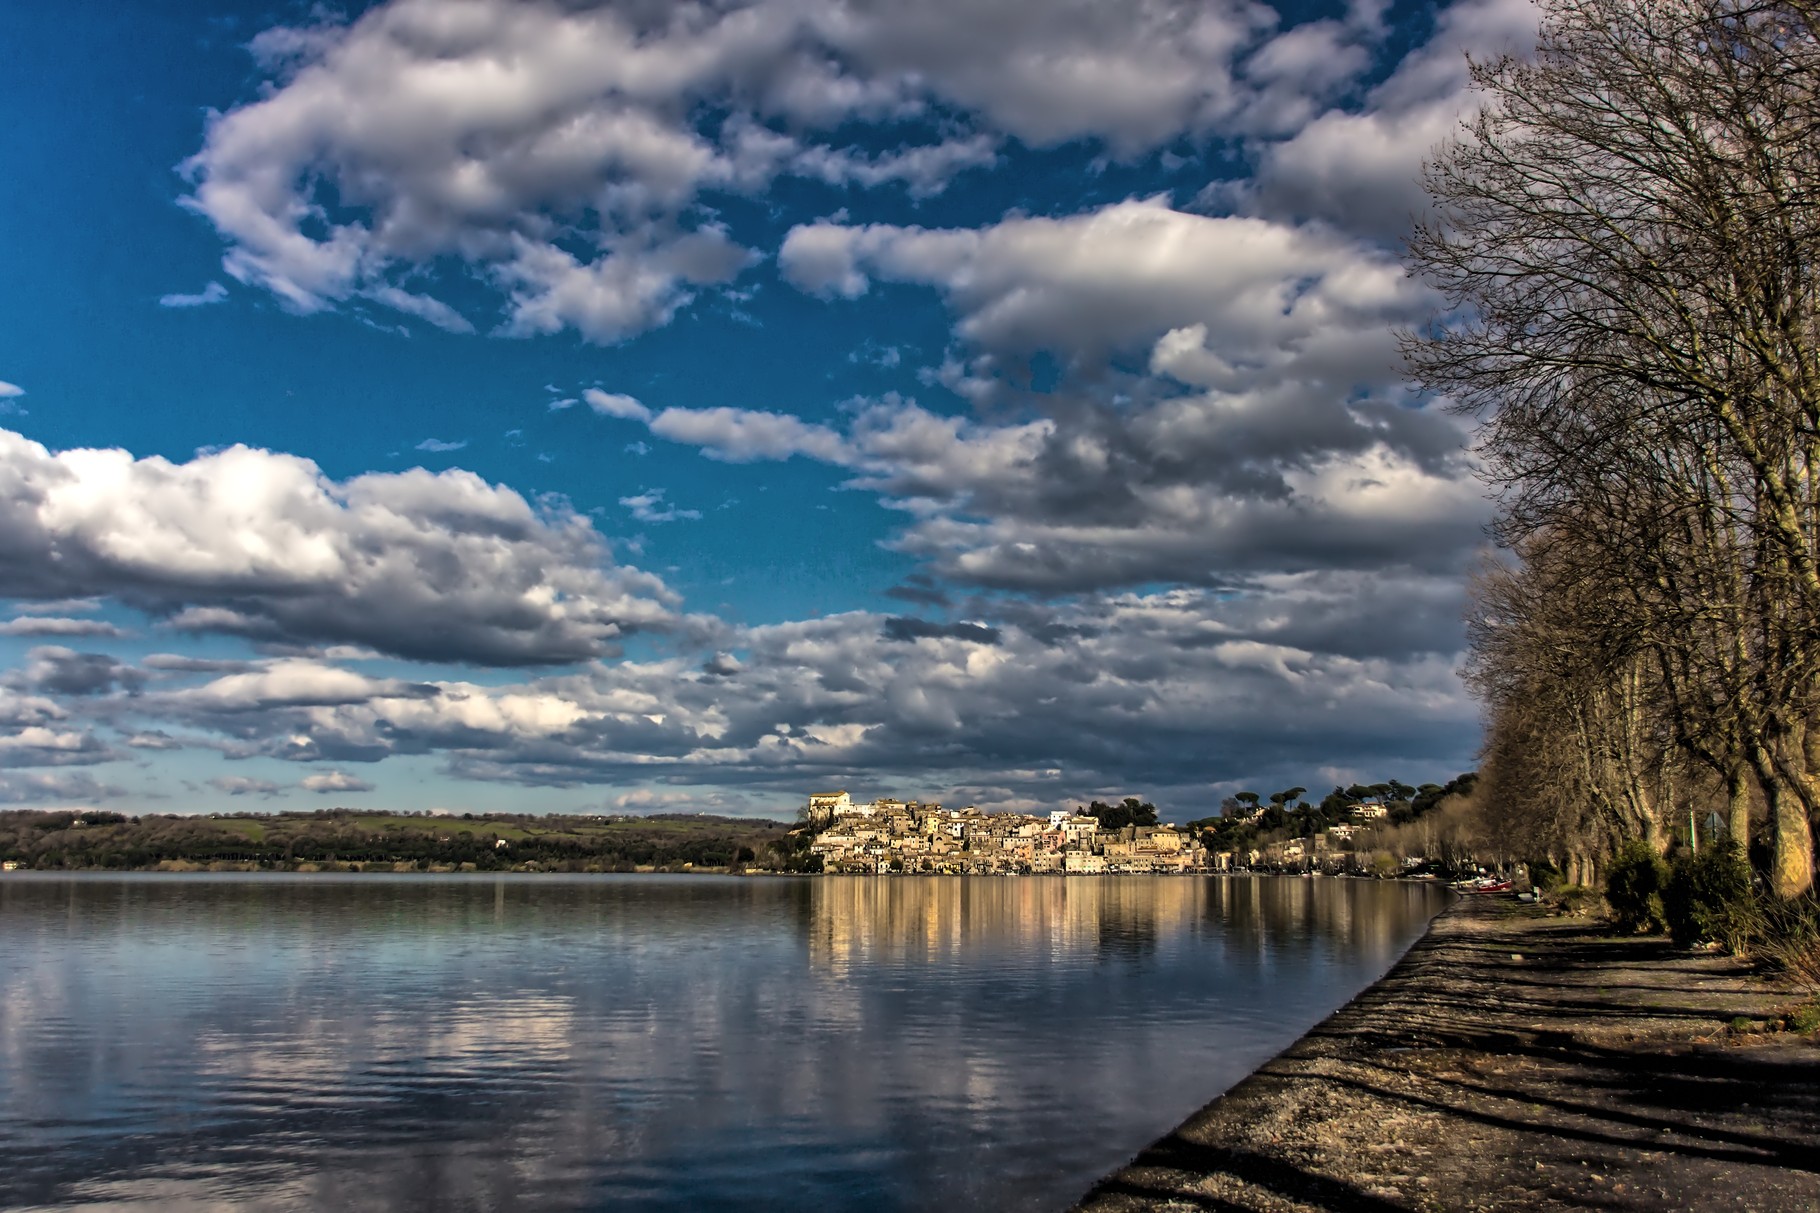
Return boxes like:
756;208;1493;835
0;874;1444;1212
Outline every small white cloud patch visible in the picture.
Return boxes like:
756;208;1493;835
158;282;229;309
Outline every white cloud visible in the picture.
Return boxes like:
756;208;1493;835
365;285;475;333
301;769;375;794
1243;0;1541;239
583;390;652;422
494;228;754;343
647;406;852;464
164;660;431;713
0;724;115;768
767;198;1483;589
179;0;1400;341
619;489;702;524
0;428;677;664
0;381;23;400
782;198;1422;367
158;281;230;309
414;438;468;453
210;774;281;797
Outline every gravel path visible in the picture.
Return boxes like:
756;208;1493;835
1073;897;1820;1212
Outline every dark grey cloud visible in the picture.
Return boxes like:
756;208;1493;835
141;654;263;674
882;618;1001;645
0;771;128;805
0;616;128;638
883;576;952;609
13;647;146;697
69;588;1476;815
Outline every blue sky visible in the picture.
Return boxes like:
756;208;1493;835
0;0;1537;819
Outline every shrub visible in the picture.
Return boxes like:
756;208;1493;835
1604;840;1668;934
1755;893;1820;993
1663;842;1754;950
1527;858;1565;894
1551;884;1594;915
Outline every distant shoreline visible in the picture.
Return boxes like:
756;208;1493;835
0;867;1398;880
0;865;1421;879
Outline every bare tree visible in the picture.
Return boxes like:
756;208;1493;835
1409;0;1820;896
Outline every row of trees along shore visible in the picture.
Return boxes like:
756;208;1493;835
0;809;792;873
1409;0;1820;905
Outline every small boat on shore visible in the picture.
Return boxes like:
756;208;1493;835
1452;876;1513;894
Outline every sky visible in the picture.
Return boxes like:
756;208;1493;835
0;0;1538;820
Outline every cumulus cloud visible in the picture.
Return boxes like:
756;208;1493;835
179;0;1399;341
0;725;116;769
1242;0;1541;240
781;198;1422;368
0;428;677;665
0;382;24;398
65;0;1531;811
161;660;436;713
745;198;1486;590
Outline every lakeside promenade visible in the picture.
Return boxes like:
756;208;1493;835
1075;898;1820;1212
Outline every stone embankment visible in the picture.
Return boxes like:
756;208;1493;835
1075;897;1820;1212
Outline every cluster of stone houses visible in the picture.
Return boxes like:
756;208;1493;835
1233;802;1394;870
805;791;1215;875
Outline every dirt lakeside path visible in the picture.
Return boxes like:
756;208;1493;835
1073;896;1820;1212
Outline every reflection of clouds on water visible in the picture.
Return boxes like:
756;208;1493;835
189;992;579;1086
0;875;1442;1213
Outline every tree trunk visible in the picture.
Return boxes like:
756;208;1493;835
1727;767;1753;854
1760;762;1816;899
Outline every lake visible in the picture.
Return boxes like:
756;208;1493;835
0;874;1444;1212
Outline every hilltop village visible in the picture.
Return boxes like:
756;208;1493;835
806;791;1216;875
801;779;1482;876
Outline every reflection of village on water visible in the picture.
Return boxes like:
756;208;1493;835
805;868;1432;978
